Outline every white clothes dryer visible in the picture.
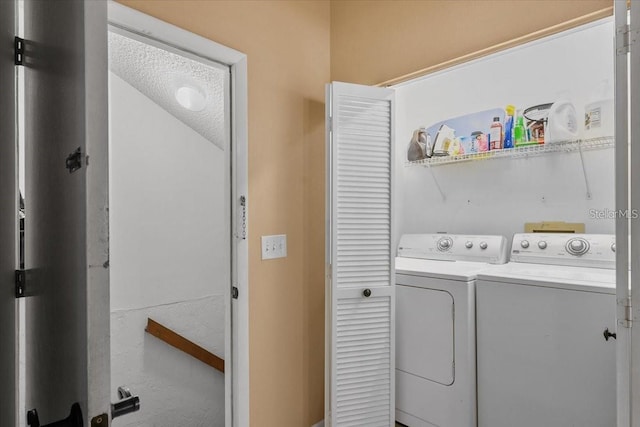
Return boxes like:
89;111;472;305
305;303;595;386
476;233;617;427
395;234;508;427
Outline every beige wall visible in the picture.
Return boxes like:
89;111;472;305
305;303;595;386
115;1;613;426
117;1;329;426
330;0;613;85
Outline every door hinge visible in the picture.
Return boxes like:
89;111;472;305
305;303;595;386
620;296;633;328
232;286;239;299
327;116;333;132
15;269;26;298
14;269;37;298
15;269;40;298
625;297;633;328
617;24;639;55
14;36;24;65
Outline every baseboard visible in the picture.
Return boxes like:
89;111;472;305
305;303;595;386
311;420;324;427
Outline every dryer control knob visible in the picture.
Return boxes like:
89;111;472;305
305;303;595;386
567;238;590;255
437;237;453;251
611;243;616;253
538;241;547;249
520;240;530;249
465;241;473;249
479;242;488;250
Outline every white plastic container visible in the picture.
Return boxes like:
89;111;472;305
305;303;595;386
546;96;579;144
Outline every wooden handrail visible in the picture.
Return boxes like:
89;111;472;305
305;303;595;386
145;317;225;373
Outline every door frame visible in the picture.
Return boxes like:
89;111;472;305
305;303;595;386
0;0;16;426
107;3;250;426
625;1;640;424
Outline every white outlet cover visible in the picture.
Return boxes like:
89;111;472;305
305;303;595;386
261;234;287;260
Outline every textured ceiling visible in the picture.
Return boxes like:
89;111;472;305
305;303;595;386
108;32;226;150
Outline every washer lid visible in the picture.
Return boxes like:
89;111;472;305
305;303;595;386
477;262;616;294
396;257;492;281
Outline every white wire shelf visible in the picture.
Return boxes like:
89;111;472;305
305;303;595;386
405;136;615;167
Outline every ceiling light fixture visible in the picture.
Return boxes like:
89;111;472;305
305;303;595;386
175;85;207;112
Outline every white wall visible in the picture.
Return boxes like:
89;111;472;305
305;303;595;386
109;72;226;426
394;18;616;244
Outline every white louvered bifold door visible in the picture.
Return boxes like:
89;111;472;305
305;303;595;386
326;82;395;427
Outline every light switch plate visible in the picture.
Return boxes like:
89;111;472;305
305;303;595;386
261;234;287;260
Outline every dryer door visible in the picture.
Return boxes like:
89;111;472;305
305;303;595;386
396;284;454;385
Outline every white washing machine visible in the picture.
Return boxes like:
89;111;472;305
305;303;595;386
395;234;509;427
476;233;617;427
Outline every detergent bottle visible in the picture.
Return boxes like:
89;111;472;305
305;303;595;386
503;105;515;149
513;110;527;146
546;92;579;144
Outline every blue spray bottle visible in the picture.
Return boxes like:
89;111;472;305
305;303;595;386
503;104;515;149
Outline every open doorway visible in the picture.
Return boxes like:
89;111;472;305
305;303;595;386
8;2;247;425
106;3;249;426
108;28;229;426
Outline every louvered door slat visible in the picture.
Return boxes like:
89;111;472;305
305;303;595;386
339;169;390;177
326;82;395;427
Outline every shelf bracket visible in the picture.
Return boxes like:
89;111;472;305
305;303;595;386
425;164;446;201
577;143;592;200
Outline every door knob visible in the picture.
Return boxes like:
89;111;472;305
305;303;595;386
363;289;372;297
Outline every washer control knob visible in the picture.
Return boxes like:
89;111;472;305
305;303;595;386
479;242;488;250
520;240;530;249
611;243;616;253
437;237;453;251
465;241;473;249
538;241;547;249
567;238;590;256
